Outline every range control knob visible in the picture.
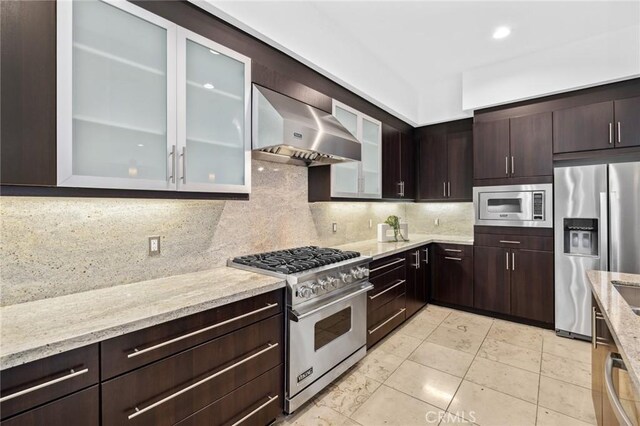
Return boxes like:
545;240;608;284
352;267;364;279
313;279;328;293
361;266;370;277
340;272;353;284
298;286;312;298
326;276;338;288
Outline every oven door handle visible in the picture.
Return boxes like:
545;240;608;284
290;284;373;322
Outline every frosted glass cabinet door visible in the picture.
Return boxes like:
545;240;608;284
57;0;177;190
332;105;361;197
177;28;251;193
360;118;381;198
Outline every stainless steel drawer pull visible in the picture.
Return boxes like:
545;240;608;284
128;303;279;358
604;353;633;426
591;307;609;349
443;182;446;197
617;122;621;144
609;123;613;144
447;181;451;198
511;156;514;175
369;280;406;300
231;395;279;426
444;256;462;261
505;156;509;175
499;240;520;244
368;308;406;335
506;252;509;270
444;249;462;253
128;343;279;420
0;368;89;403
511;253;515;270
370;258;404;273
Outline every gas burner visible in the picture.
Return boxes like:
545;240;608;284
232;246;360;274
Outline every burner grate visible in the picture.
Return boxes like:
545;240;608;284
232;246;360;274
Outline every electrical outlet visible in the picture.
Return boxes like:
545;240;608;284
434;218;440;226
148;236;161;256
332;222;338;233
368;219;373;229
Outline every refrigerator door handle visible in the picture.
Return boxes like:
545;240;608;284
599;192;609;272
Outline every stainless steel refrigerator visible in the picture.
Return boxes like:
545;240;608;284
554;161;640;339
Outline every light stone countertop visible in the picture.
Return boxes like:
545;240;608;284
0;267;285;370
333;233;473;260
587;270;640;398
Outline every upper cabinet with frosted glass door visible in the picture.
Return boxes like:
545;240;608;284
331;101;382;199
56;0;251;193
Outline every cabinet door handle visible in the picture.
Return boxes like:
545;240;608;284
128;343;279;419
506;252;509;270
168;145;176;184
444;248;462;253
180;146;187;183
511;252;515;270
231;395;279;426
414;250;420;269
422;248;429;264
443;182;446;197
609;123;613;144
400;181;405;197
444;256;462;261
505;156;509;175
369;280;405;300
128;303;279;358
499;240;521;244
397;181;402;197
0;368;89;403
617;122;621;144
604;353;633;426
447;181;451;198
368;308;406;334
511;156;514;175
591;306;609;349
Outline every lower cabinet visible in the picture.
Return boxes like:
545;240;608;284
0;290;285;426
473;229;554;325
431;244;473;308
405;245;429;318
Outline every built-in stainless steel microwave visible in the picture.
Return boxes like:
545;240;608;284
473;184;553;228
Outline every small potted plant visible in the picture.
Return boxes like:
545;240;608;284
383;215;408;242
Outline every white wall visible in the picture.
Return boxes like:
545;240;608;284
462;25;640;111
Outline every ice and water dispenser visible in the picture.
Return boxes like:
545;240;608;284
563;218;599;256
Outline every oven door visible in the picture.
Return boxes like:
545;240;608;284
287;283;371;400
478;190;533;222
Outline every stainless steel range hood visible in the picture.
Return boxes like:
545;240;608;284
252;85;362;166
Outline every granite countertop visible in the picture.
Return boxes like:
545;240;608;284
587;270;640;398
0;267;285;370
333;233;473;260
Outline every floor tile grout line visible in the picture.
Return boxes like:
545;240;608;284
536;404;597;426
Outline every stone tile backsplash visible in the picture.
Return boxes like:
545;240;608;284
0;160;472;305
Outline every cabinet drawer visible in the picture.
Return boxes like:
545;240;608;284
0;344;99;420
367;297;406;348
369;256;406;277
101;289;283;379
368;276;406;312
101;314;283;426
175;365;283;426
474;233;553;251
434;243;472;258
0;386;99;426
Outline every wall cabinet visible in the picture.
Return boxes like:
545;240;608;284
331;100;382;199
474;112;552;183
382;125;414;199
553;96;640;153
431;244;473;307
56;0;251;193
416;119;473;201
473;228;554;324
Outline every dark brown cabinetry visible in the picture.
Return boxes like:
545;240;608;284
416;119;473;201
614;96;640;148
367;256;407;347
381;125;415;199
473;228;554;325
405;246;429;318
474;113;552;184
431;244;473;308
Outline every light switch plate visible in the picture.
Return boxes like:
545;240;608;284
148;236;161;256
332;223;337;233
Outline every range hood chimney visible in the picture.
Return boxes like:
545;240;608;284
252;85;362;167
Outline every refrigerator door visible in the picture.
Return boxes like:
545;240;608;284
554;165;607;339
609;162;640;274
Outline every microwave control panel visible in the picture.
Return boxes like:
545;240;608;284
533;192;544;220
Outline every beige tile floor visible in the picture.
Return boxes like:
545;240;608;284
278;305;597;426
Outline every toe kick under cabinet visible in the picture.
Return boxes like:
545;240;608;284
0;289;285;426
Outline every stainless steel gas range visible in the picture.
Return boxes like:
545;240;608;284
228;246;372;413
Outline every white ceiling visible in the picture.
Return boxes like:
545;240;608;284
202;1;640;126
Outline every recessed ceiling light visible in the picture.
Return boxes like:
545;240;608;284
493;26;511;40
203;83;215;89
137;143;144;147
209;49;219;55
